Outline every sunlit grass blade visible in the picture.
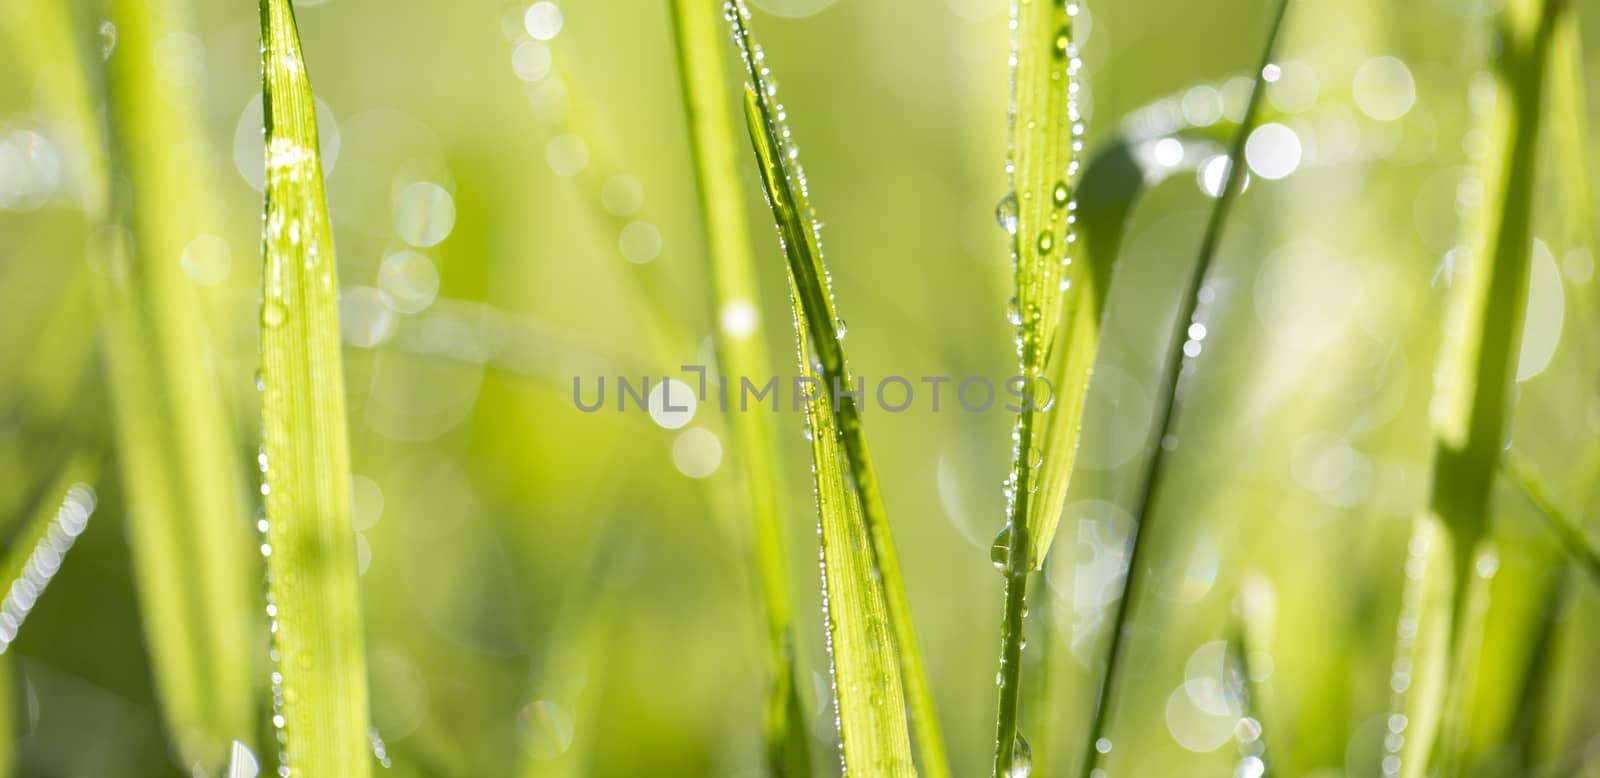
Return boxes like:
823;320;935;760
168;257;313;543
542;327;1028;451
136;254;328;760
1076;4;1292;776
786;273;915;776
258;1;372;775
1399;1;1567;775
990;0;1089;773
668;1;810;774
97;0;261;767
727;3;944;774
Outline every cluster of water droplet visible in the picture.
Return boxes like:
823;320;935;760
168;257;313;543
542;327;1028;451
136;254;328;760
1380;526;1432;778
0;484;95;653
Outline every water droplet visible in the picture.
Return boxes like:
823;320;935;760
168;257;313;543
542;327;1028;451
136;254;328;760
262;301;287;328
991;523;1014;570
1095;737;1113;754
1052;25;1070;60
1006;297;1022;326
1037;231;1054;254
835;317;848;338
1052;182;1069;207
995;192;1019;235
99;21;117;60
1007;732;1034;777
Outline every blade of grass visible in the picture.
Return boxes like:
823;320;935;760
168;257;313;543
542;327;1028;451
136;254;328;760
1075;4;1292;776
1502;456;1600;585
667;1;811;774
0;457;98;656
258;1;372;775
1399;1;1568;775
991;0;1089;773
727;3;946;774
86;0;264;766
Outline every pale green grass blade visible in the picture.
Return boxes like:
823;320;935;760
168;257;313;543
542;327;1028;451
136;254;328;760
728;3;943;774
785;272;914;777
258;1;372;775
94;0;263;767
991;0;1089;773
1077;4;1292;776
1400;1;1567;774
667;1;810;774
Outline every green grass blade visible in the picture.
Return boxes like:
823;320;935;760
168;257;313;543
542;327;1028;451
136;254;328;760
0;457;98;656
1400;1;1568;775
785;272;915;776
1076;4;1292;777
727;3;945;774
96;0;262;767
258;1;372;775
1502;457;1600;585
991;0;1089;773
667;1;810;775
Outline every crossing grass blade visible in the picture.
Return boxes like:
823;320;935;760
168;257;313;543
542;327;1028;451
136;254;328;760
1076;4;1292;776
95;0;262;767
1399;1;1568;775
667;1;811;774
258;1;373;775
727;3;945;774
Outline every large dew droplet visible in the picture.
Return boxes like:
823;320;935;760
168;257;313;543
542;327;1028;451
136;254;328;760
995;192;1019;236
1007;732;1034;778
991;523;1014;571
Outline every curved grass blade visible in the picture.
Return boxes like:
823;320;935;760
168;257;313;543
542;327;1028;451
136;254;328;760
990;0;1089;773
1076;4;1292;776
668;1;810;774
94;0;263;766
727;3;944;774
1398;1;1569;775
258;1;373;775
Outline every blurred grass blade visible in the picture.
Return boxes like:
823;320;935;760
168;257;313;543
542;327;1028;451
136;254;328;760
728;3;944;774
1502;457;1600;585
992;0;1088;773
96;0;262;767
668;1;811;774
1077;4;1291;777
0;457;98;656
258;1;373;775
1400;1;1566;775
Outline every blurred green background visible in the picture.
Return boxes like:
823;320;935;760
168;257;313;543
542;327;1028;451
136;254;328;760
0;0;1598;775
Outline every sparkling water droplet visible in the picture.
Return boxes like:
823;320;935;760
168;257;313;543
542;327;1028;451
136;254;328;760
262;301;287;328
1037;231;1054;254
991;523;1014;571
1052;181;1070;207
99;22;118;60
835;317;848;339
1053;25;1070;60
1006;297;1022;326
1007;732;1034;777
996;192;1019;235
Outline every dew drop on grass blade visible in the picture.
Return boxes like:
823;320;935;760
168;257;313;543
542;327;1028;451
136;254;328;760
725;2;944;775
258;0;373;775
668;0;812;774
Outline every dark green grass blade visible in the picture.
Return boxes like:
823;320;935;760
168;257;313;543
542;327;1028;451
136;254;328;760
258;1;373;775
1076;4;1292;777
